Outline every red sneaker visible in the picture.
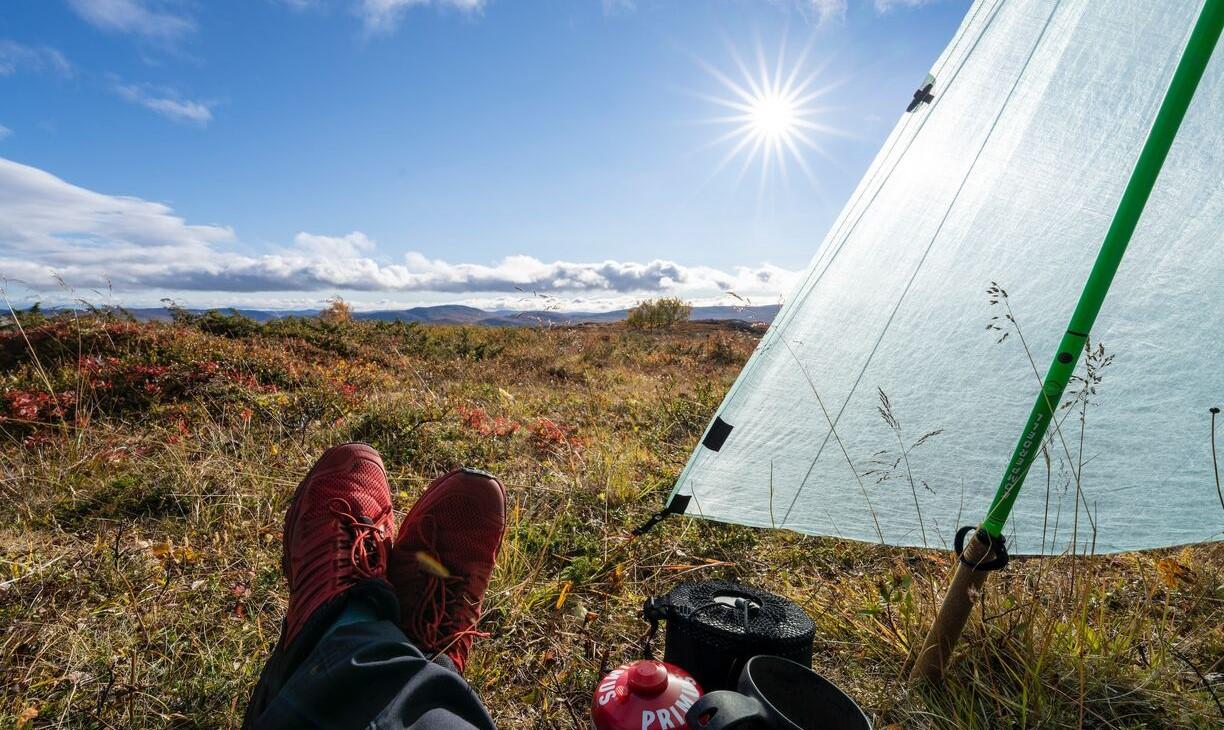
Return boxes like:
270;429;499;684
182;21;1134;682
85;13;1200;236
281;443;395;646
387;468;507;672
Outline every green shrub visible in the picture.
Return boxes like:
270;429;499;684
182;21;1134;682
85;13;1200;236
1;302;48;331
194;309;261;339
626;297;691;329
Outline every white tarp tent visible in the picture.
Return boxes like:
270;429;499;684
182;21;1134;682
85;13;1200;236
666;0;1224;555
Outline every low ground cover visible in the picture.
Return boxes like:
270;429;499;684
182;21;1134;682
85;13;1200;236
1;311;1220;728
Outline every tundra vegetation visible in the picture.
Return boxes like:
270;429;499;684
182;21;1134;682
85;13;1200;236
0;308;1220;728
626;298;692;330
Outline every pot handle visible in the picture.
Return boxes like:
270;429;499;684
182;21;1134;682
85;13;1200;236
686;691;767;730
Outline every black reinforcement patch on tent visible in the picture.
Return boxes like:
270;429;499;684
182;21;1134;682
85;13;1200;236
702;417;733;452
665;494;691;515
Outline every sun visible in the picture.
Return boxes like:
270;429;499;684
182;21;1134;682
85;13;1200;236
697;39;841;187
750;92;797;139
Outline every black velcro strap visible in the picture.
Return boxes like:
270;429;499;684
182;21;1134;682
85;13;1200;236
702;417;733;452
631;494;692;536
640;596;672;659
954;526;1009;572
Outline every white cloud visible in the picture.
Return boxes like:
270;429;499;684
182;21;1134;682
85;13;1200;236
292;231;376;258
873;0;941;12
66;0;195;41
0;41;73;77
0;157;799;310
357;0;485;34
594;1;849;24
113;82;214;125
0;125;11;141
602;0;636;15
388;252;797;297
808;0;848;25
0;156;234;263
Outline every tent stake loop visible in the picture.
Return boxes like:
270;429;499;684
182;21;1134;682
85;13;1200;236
954;526;1008;572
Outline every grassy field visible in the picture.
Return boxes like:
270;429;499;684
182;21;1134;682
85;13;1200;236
1;310;1221;728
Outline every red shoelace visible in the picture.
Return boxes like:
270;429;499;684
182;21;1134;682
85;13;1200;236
404;517;490;660
327;497;391;578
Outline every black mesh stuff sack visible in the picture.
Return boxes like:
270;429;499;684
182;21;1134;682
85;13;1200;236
642;580;816;691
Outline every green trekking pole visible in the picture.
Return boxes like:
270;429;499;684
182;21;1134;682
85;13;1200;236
910;0;1224;684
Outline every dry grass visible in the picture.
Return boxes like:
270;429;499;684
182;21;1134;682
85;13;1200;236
0;310;1220;728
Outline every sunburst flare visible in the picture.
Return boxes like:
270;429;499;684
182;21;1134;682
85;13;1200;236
698;38;843;189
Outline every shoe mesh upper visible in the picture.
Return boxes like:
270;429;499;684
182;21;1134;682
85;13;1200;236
282;445;393;646
389;469;506;672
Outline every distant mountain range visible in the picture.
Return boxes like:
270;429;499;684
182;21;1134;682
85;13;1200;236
115;303;781;327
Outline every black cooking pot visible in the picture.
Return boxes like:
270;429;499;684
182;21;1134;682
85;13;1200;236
687;655;871;730
643;580;816;692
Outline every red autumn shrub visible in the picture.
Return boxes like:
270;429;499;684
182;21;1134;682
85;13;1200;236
3;389;77;422
527;418;582;452
457;406;521;438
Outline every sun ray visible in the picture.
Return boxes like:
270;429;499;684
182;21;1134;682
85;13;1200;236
694;113;763;127
693;58;760;107
790;77;849;108
697;38;843;189
791;128;834;161
727;40;765;101
712;124;767;179
780;38;819;98
755;37;773;96
793;118;859;140
694;95;759;114
702;122;759;153
782;132;817;184
735;133;767;185
774;37;787;98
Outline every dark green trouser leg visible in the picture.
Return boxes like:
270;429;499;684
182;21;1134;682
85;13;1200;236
244;580;496;730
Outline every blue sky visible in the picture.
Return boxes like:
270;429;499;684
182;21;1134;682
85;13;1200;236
0;0;968;311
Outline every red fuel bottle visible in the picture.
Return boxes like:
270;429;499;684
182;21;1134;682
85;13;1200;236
591;660;703;730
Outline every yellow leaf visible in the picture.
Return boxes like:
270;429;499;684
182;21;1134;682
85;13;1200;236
415;551;450;578
148;541;173;558
556;580;572;609
1177;546;1194;567
17;706;38;726
1156;557;1193;589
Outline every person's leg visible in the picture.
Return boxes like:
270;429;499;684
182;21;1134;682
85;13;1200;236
242;444;497;730
245;580;494;729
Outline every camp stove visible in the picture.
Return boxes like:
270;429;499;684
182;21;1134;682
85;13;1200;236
641;580;816;692
589;580;816;729
590;659;702;730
